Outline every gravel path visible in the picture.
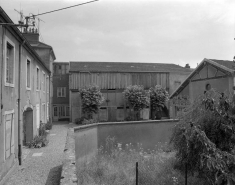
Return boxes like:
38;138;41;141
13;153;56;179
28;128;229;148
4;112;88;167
5;121;75;185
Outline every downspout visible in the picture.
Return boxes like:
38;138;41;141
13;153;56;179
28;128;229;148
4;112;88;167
0;26;4;125
18;39;25;165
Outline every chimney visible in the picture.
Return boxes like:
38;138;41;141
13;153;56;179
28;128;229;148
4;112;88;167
22;28;39;42
185;63;190;68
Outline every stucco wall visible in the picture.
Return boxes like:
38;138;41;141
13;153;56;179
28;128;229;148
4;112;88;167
169;72;191;95
190;77;232;99
74;119;178;167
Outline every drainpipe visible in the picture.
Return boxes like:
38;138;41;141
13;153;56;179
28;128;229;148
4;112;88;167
18;40;25;165
0;26;4;126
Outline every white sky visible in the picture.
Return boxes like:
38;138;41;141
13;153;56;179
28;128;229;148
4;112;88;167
1;0;235;68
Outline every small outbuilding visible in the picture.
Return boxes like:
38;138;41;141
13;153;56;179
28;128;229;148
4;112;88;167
170;58;235;118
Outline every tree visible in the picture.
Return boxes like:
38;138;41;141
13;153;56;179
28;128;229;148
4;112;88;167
123;85;150;120
149;85;169;119
80;85;105;119
171;90;235;184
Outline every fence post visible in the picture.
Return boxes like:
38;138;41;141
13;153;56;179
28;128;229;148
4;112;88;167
136;162;138;185
185;163;187;185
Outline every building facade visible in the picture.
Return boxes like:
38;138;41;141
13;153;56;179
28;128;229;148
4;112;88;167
69;62;192;122
170;58;235;118
52;62;70;121
0;7;54;184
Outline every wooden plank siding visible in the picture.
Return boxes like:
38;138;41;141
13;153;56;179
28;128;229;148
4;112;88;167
70;72;169;90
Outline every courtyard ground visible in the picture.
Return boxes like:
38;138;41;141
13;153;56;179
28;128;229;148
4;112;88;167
5;121;75;185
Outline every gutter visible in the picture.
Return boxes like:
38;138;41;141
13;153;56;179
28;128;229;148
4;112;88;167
18;39;25;165
0;26;4;125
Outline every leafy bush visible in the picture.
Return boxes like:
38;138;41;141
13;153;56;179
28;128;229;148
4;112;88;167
45;122;52;130
27;135;48;148
149;85;169;111
27;121;49;148
75;116;87;125
123;85;150;120
81;85;105;119
171;90;235;184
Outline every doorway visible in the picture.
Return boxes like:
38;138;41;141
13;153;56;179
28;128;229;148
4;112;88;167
23;107;33;145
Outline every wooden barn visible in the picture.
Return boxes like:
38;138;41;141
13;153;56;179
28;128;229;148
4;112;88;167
69;62;192;122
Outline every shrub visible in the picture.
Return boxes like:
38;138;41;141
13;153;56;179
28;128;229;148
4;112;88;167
75;116;86;125
81;85;105;119
171;90;235;184
27;121;49;148
45;122;52;130
149;85;169;111
123;85;150;120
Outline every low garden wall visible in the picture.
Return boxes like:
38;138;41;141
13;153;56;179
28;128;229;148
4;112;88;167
61;119;178;185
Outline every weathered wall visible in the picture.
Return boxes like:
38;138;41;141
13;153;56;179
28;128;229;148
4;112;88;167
74;120;178;167
70;72;169;90
169;72;191;95
0;25;50;184
74;125;98;163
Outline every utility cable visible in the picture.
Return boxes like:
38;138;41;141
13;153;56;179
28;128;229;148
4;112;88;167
28;0;99;18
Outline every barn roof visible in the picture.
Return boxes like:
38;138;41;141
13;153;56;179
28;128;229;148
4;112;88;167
69;61;193;73
170;58;235;98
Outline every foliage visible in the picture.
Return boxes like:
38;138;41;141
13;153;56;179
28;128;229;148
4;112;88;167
45;122;52;130
75;116;98;125
81;85;105;119
171;89;235;184
123;85;150;111
27;122;49;148
149;85;169;111
77;137;206;185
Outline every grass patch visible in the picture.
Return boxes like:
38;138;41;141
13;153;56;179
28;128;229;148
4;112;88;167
77;137;205;185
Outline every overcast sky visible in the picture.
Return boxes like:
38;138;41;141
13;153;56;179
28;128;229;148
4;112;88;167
1;0;235;68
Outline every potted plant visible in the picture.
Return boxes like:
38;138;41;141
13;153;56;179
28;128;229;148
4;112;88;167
149;85;169;120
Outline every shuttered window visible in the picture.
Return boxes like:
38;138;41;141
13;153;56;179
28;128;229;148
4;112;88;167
5;110;14;159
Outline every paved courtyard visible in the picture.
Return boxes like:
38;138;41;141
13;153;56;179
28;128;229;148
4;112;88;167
5;121;75;185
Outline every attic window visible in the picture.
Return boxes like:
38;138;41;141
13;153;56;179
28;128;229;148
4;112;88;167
205;83;211;91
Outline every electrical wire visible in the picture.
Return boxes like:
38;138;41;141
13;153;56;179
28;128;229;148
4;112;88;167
28;0;99;18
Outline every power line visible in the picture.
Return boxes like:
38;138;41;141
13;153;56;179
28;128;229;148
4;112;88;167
28;0;99;18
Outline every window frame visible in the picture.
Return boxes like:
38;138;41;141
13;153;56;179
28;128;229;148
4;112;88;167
42;71;46;93
36;66;40;91
5;37;15;87
26;57;31;90
46;75;49;93
57;87;66;98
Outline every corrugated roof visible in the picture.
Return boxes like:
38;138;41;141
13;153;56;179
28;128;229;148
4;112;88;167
69;61;193;73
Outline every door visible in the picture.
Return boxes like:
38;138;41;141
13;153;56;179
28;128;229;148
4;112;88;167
23;108;33;145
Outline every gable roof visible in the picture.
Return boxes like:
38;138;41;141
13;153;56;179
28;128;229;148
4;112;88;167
69;61;193;73
170;58;235;98
28;40;56;60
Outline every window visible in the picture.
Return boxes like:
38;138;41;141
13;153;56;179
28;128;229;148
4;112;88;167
4;110;14;160
5;38;15;87
57;87;66;97
54;107;58;117
46;76;49;93
36;67;40;90
26;58;31;89
42;71;45;92
206;83;211;91
66;106;70;116
47;103;49;121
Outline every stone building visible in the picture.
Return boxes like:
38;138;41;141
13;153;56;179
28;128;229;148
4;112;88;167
0;7;55;184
